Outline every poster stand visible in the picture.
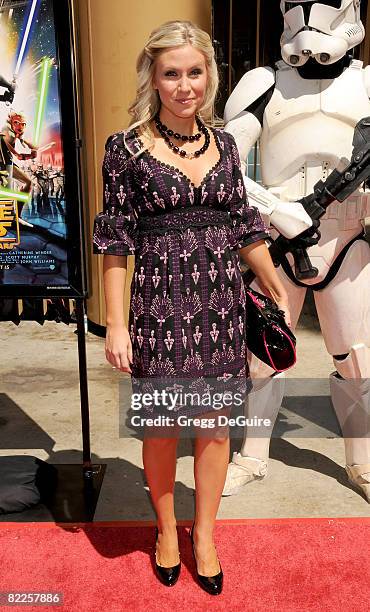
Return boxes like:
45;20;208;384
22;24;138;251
75;297;92;473
75;297;105;520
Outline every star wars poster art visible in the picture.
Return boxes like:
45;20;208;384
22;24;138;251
0;0;84;296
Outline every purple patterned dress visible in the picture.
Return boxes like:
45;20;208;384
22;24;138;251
93;127;269;418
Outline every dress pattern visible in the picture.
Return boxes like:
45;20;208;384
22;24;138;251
93;127;269;417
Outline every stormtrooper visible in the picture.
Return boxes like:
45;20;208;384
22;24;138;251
223;0;370;501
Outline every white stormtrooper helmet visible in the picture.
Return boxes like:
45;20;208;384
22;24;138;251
280;0;364;66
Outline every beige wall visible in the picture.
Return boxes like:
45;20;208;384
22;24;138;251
75;0;212;327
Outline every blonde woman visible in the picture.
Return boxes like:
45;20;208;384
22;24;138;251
93;20;290;595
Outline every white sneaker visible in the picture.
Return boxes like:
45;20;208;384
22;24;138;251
345;463;370;503
222;453;268;496
19;218;34;227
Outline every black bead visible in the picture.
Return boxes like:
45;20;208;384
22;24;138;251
154;113;210;157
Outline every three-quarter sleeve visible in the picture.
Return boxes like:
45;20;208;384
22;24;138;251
228;133;270;250
92;133;138;256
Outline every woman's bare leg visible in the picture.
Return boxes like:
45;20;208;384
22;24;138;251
193;408;230;576
142;426;180;566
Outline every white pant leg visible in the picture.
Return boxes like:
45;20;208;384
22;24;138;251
314;239;370;466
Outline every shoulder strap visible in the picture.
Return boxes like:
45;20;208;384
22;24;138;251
279;233;367;291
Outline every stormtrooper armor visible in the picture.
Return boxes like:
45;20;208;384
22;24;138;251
223;0;370;501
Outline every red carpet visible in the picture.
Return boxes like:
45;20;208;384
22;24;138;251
1;518;370;611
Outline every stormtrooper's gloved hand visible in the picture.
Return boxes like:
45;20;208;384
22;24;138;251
290;219;321;249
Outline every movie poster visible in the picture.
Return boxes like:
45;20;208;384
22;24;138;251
0;0;83;295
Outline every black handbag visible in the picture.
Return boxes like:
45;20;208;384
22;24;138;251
243;283;297;372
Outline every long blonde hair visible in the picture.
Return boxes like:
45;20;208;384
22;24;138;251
125;20;219;154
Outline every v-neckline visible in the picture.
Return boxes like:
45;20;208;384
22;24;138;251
135;127;224;190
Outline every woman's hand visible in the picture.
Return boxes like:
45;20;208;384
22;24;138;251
274;298;292;329
105;324;133;374
239;240;292;329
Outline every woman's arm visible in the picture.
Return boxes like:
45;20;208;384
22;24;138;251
103;254;133;372
239;240;292;327
94;134;139;374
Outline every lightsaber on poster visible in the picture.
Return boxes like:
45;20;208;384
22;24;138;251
0;188;30;203
14;0;41;77
34;56;52;145
38;141;56;152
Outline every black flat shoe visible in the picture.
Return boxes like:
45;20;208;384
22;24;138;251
190;523;223;595
154;527;181;587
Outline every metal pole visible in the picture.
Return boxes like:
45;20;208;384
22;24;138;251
75;297;92;478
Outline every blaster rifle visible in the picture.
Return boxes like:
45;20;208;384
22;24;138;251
264;116;370;281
